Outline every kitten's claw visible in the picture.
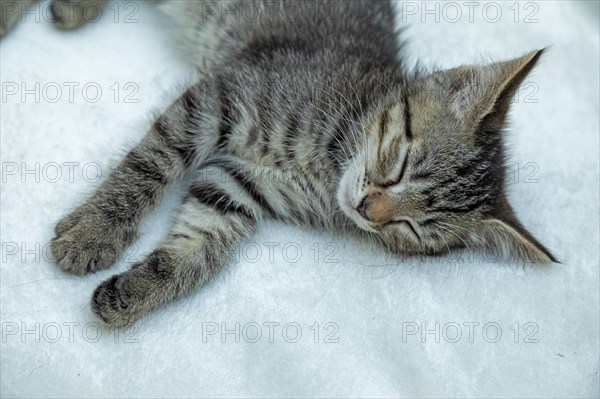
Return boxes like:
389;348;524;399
50;206;134;275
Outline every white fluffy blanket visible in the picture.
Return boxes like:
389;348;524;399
1;1;598;397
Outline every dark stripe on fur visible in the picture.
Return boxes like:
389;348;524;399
121;151;169;185
420;218;439;227
154;117;195;167
402;90;413;140
240;36;315;64
411;169;432;181
431;196;489;214
189;182;254;220
203;159;278;218
378;107;389;158
216;79;234;151
182;221;215;240
181;88;197;113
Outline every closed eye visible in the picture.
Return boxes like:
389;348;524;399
381;148;410;187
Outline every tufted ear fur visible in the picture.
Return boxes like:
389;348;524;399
438;49;545;131
433;50;555;263
477;197;558;264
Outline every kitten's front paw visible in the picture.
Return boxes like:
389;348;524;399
50;205;135;275
91;273;134;329
91;249;175;328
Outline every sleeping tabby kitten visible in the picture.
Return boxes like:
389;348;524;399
5;0;556;328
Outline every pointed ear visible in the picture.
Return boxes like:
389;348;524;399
477;200;557;264
441;49;545;128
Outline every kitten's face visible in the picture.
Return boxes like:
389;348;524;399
337;50;556;263
337;86;484;256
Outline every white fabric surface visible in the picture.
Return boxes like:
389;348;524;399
1;1;598;397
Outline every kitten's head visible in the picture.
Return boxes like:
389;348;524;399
337;49;556;263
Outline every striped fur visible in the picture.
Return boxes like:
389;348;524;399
46;1;555;328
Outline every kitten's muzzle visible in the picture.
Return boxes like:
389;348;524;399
356;191;394;224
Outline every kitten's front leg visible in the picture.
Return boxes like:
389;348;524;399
91;162;263;328
51;85;218;275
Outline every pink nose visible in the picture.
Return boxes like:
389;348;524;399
355;192;394;224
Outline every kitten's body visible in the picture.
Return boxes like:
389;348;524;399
2;1;556;328
168;1;401;229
